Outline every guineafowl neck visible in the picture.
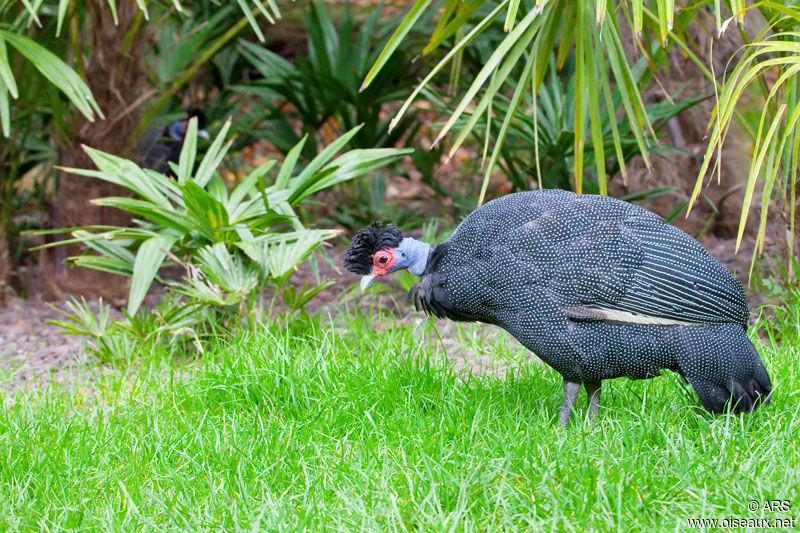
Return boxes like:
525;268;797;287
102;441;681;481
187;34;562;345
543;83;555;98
167;121;184;140
401;237;431;276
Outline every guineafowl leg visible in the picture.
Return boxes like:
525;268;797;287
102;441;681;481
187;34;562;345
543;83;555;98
585;381;601;422
558;381;581;427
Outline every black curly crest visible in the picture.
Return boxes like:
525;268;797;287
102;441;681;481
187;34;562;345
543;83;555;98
343;222;403;274
186;108;207;129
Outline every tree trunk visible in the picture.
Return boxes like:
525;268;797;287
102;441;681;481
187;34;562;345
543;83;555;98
0;233;9;305
42;1;148;302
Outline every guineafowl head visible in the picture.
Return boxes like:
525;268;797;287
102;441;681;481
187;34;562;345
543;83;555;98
166;108;210;140
344;222;431;290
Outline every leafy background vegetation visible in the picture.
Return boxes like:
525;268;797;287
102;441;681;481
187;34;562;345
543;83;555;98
1;0;799;529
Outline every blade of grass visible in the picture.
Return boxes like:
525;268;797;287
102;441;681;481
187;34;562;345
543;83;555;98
434;7;544;148
736;104;786;251
584;23;606;194
361;0;433;91
176;116;199;184
478;50;537;205
505;0;521;31
389;1;508;131
574;3;586;193
128;235;179;315
633;0;643;37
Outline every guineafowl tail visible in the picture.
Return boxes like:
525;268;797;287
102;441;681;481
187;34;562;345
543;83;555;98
673;324;771;414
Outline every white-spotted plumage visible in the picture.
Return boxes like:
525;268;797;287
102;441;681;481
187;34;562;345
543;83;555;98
403;190;772;422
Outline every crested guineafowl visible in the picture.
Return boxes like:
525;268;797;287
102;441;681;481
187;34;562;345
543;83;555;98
138;108;210;175
343;190;772;426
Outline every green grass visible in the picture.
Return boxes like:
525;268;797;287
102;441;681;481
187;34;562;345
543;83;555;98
1;300;799;531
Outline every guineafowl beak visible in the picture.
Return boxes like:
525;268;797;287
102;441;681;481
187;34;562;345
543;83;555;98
198;129;210;140
360;274;376;292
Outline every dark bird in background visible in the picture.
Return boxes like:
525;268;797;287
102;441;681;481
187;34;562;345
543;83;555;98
344;190;772;426
138;108;210;175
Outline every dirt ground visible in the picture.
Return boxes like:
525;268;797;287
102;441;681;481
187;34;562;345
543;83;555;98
0;297;123;400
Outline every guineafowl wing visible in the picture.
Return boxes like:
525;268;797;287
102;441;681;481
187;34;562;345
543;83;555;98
587;217;749;328
501;194;749;329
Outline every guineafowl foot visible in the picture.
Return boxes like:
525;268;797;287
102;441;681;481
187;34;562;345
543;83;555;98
558;380;581;428
585;381;601;422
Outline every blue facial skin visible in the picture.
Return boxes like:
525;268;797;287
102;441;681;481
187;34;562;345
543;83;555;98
388;237;432;276
167;120;186;140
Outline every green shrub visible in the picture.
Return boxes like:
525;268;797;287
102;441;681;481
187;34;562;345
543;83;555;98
452;57;704;195
234;1;420;158
35;119;411;326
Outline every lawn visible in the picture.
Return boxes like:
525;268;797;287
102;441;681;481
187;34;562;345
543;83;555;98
0;298;798;531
